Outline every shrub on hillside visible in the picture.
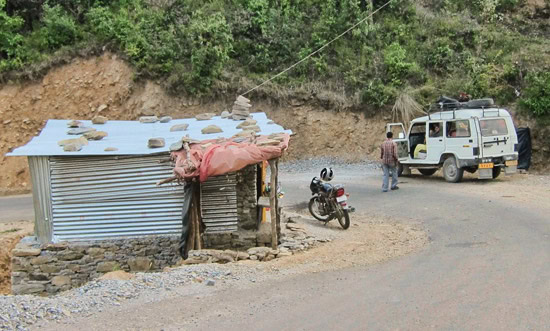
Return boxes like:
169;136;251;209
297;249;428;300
0;0;24;70
520;71;550;117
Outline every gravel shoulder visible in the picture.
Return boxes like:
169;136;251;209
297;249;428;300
1;210;427;331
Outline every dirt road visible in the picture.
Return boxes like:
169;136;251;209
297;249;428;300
27;165;550;330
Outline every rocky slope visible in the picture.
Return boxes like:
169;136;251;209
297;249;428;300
0;53;386;194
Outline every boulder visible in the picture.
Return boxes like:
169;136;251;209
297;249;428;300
128;257;152;271
97;104;108;113
240;125;261;132
58;137;88;147
236;118;257;129
63;143;83;152
91;116;108;124
201;125;223;134
236;95;250;104
57;251;84;261
104;147;118;152
39;264;61;273
67;120;82;128
67;127;96;135
12;284;45;295
170;141;183;151
140;116;159;123
83;131;108;140
30;256;54;265
233;130;256;138
221;111;231;118
96;261;119;273
196;113;216;121
256;139;281;147
51;275;71;287
170;123;189;132
13;247;41;257
86;247;105;256
159;116;172;123
148;138;165;148
247;247;271;256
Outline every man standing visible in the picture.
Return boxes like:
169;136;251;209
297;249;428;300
380;131;399;192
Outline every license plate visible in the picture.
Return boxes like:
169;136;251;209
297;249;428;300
336;196;347;202
479;163;494;169
506;160;518;166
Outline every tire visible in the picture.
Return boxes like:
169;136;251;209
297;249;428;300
337;208;350;230
492;167;502;179
397;163;404;177
443;156;464;183
308;197;330;221
419;168;437;176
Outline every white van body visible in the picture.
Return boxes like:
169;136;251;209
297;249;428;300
387;104;519;182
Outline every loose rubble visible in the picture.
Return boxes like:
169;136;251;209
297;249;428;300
91;116;108;125
201;125;223;134
83;131;107;141
139;116;158;124
67;127;95;135
147;138;165;148
195;113;216;121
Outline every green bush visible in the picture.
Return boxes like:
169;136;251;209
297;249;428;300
39;4;80;50
187;10;233;93
0;0;24;70
361;78;397;107
520;71;550;117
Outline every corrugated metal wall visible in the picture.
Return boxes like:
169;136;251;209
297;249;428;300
200;174;238;233
28;156;53;243
49;155;184;241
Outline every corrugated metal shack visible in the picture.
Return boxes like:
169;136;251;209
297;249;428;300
8;112;291;245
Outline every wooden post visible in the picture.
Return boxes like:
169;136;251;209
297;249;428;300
268;159;278;249
193;183;202;250
275;159;281;236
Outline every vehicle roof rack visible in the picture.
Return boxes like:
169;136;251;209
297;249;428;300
428;96;495;112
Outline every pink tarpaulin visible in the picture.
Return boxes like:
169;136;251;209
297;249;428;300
172;134;290;182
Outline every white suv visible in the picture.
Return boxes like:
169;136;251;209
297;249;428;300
387;98;519;183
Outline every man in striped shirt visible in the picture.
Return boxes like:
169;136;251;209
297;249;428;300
380;131;399;192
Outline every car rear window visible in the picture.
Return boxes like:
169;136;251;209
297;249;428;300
480;119;508;136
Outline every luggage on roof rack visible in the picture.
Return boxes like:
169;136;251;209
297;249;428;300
430;96;495;111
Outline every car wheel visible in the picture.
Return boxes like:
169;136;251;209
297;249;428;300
443;156;464;183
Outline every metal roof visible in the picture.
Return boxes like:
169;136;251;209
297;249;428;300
7;112;292;156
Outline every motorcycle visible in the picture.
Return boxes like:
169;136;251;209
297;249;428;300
308;176;353;229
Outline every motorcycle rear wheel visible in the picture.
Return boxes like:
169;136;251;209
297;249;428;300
337;208;350;230
308;197;330;221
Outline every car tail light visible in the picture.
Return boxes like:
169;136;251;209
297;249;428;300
336;188;345;197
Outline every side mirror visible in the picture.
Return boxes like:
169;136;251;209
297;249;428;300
398;133;405;139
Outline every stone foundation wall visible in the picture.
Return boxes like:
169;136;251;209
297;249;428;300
236;164;258;230
11;235;180;296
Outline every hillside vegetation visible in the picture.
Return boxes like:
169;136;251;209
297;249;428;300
1;0;549;119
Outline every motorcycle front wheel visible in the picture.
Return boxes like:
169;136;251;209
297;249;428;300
308;197;330;222
337;208;350;230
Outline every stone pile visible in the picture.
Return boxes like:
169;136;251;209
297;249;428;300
231;95;252;120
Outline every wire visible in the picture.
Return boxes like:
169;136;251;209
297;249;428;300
241;0;394;97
